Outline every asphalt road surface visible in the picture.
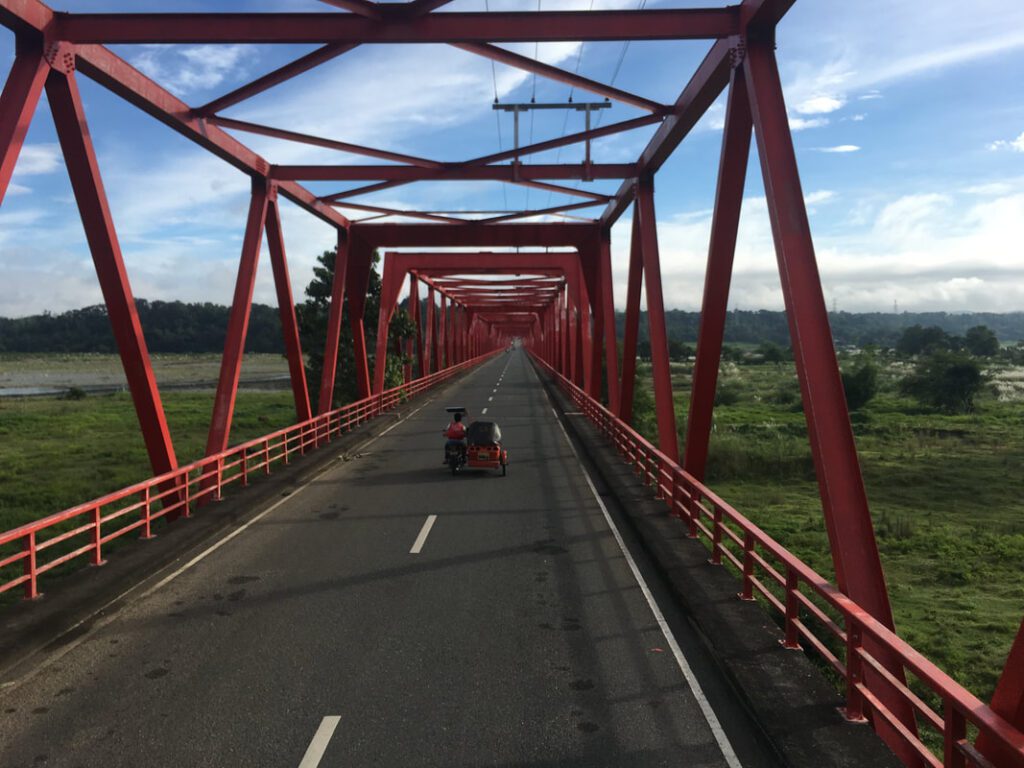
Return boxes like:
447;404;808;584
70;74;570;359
0;350;773;767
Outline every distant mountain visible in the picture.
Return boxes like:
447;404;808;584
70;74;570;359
2;302;1022;354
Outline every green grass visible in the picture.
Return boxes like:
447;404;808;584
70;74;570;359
0;390;297;533
631;359;1024;705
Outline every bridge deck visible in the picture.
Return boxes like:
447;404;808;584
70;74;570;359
0;351;771;767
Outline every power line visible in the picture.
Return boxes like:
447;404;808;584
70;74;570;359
483;0;508;210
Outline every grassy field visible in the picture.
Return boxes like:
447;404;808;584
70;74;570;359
630;356;1023;704
0;389;297;534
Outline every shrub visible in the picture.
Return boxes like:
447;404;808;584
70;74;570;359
899;351;986;413
63;386;87;400
714;382;742;407
841;359;879;411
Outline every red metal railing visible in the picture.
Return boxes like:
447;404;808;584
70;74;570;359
532;353;1024;768
0;351;499;602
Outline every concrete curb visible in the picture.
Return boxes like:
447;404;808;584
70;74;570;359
535;364;901;768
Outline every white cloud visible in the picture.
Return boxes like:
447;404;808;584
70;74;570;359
859;91;883;101
789;116;829;131
608;189;1024;313
847;114;866;122
816;145;861;153
13;144;62;175
795;95;845;115
805;190;836;206
987;131;1024;153
5;183;31;196
131;44;249;97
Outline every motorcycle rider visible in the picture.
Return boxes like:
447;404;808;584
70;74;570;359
443;411;467;464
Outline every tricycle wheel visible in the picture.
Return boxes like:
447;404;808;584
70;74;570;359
450;462;458;476
501;464;507;477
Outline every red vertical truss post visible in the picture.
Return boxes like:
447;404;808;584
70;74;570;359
744;38;917;755
318;229;350;414
410;272;424;377
426;285;437;374
0;45;49;206
439;293;448;369
206;176;270;456
684;63;752;480
977;618;1024;765
345;236;373;400
372;254;406;393
264;191;312;423
46;62;180;494
618;207;644;422
580;245;604;402
598;230;621;410
635;175;679;462
577;261;593;393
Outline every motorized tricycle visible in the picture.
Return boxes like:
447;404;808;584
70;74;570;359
443;407;508;477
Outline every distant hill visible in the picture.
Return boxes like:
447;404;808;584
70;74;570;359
616;310;1024;347
0;300;283;354
2;302;1022;353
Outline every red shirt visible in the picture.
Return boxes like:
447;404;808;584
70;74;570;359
446;422;466;440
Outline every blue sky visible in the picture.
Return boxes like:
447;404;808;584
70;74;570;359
1;0;1023;317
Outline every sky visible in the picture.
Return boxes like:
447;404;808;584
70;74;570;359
1;0;1023;317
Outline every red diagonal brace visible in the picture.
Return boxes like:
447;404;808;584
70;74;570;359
684;64;751;480
206;178;270;456
744;38;917;757
265;193;312;423
0;46;48;205
46;66;179;491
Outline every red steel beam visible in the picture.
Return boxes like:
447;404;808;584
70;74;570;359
331;201;468;224
280;163;635;182
0;46;48;206
978;619;1024;766
206;180;270;456
352;222;599;248
211;117;442;168
511;179;612;203
46;64;179;484
322;114;657;201
317;0;383;20
635;175;678;461
476;200;602;224
600;39;732;228
452;42;666;114
54;10;741;45
318;231;350;414
744;38;917;756
265;192;312;423
684;66;752;481
196;43;359;116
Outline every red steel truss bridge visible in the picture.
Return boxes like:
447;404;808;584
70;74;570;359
0;1;1021;766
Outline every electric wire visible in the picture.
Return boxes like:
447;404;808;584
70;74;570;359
484;0;508;211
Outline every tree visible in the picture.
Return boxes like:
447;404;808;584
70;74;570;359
297;247;409;409
756;341;787;364
896;324;950;356
841;358;879;411
668;339;693;361
899;351;985;413
963;325;999;357
637;339;652;360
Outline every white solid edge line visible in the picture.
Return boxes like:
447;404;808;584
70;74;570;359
549;405;744;768
410;514;438;554
298;715;341;768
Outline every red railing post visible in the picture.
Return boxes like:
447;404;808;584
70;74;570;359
782;567;802;650
22;532;39;600
264;438;271;475
739;532;755;601
215;456;224;501
842;619;868;723
91;505;105;566
944;702;968;768
709;505;723;565
141;485;154;540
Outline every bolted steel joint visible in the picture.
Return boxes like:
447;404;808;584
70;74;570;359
44;40;75;74
729;36;747;69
